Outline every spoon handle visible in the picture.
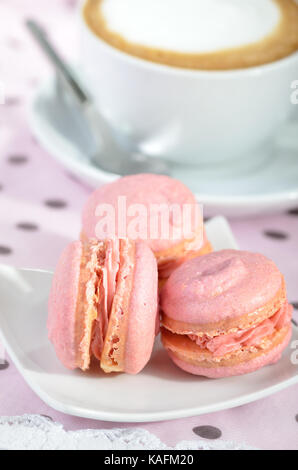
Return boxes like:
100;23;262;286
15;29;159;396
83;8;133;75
26;19;88;105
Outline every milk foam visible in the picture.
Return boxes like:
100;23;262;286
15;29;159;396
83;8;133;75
100;0;281;53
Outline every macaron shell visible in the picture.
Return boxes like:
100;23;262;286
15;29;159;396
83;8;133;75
162;281;287;336
81;173;201;253
124;241;158;374
161;250;283;325
47;241;82;369
168;326;292;378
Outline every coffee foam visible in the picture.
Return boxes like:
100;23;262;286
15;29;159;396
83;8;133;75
100;0;281;53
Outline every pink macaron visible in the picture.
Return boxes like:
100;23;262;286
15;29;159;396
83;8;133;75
48;238;158;374
81;174;211;281
160;249;292;378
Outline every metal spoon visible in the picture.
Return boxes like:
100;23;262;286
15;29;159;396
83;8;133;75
26;19;169;176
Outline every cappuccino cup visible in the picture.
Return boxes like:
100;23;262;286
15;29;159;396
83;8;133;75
79;0;298;165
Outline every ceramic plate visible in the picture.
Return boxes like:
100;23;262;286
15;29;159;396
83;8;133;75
1;217;297;422
29;73;298;218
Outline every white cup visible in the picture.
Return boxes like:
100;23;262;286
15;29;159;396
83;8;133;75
79;3;298;166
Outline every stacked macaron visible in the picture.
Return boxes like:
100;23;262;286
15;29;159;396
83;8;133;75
81;174;212;282
160;250;292;377
48;238;158;374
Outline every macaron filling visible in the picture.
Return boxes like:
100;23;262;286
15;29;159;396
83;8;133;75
100;239;136;373
75;240;105;370
75;239;122;370
90;239;121;362
188;301;292;358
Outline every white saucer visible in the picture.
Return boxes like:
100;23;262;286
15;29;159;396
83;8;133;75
29;73;298;217
1;217;297;423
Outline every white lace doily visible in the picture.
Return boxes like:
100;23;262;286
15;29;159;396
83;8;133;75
0;415;255;450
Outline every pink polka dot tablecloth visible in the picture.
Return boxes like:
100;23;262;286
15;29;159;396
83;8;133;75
0;0;298;450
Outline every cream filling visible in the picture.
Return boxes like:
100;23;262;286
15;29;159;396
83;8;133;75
188;302;292;358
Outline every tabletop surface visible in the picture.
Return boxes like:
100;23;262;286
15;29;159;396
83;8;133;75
0;0;297;450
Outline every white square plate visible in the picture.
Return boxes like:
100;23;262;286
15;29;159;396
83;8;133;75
0;216;297;422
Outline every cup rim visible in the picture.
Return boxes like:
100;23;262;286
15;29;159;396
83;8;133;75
80;0;298;78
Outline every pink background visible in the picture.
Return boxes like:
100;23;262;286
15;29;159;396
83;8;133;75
0;0;298;449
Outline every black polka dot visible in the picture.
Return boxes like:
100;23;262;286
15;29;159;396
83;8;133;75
288;207;298;216
193;425;222;440
66;172;80;183
5;97;21;106
203;217;211;223
45;199;67;209
16;222;39;231
292;302;298;311
0;360;9;371
296;415;298;423
0;184;3;191
8;155;28;165
292;319;298;327
65;172;90;190
263;230;289;240
0;246;12;255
